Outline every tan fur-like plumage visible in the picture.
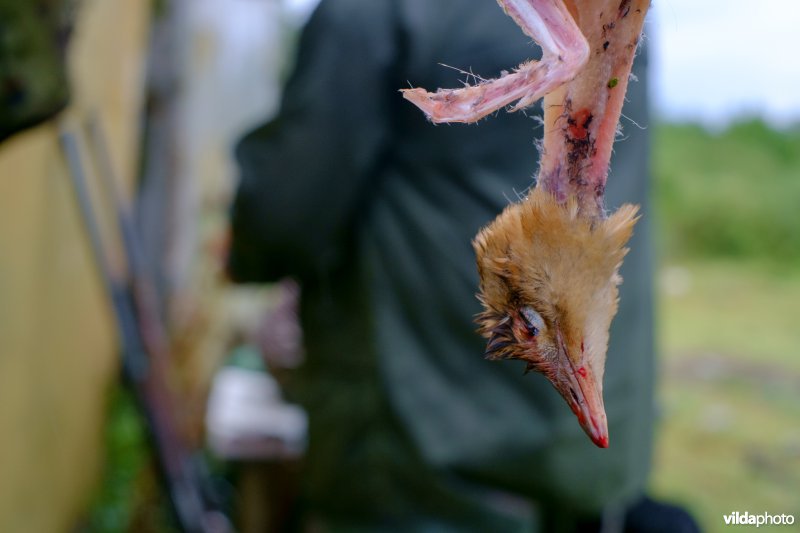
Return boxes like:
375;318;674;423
474;187;638;383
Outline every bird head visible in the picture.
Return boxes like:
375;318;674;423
474;188;638;447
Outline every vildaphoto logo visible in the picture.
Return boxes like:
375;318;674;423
723;511;795;527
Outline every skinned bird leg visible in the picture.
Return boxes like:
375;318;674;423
401;0;589;123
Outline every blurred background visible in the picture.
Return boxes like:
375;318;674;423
0;0;798;532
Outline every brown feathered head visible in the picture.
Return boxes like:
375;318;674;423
474;188;638;447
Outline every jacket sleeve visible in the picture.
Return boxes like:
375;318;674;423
228;0;398;283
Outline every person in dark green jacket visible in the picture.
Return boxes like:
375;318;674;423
228;1;697;531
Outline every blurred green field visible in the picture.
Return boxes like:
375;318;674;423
654;121;800;265
650;122;800;532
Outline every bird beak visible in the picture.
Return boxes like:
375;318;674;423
552;331;609;448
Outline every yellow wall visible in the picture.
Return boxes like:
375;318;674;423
0;1;149;531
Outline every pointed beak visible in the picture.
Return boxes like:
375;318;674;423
564;363;609;447
552;333;609;448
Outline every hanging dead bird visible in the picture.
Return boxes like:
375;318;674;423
402;0;650;448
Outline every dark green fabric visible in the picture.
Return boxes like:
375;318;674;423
229;0;654;530
0;0;74;142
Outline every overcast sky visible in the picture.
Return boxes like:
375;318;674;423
651;0;800;127
285;0;800;127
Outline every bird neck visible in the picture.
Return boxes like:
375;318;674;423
535;0;649;220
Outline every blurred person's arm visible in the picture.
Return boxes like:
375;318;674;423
228;0;399;283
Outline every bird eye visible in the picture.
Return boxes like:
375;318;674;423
519;306;545;337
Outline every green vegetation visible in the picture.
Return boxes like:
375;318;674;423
658;260;800;372
654;121;800;265
651;121;800;532
81;389;176;533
